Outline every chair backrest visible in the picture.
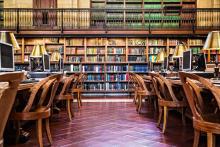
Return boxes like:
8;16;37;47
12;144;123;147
72;73;86;90
128;73;138;90
0;72;23;143
157;74;184;102
134;74;151;94
37;74;63;109
151;73;166;101
23;74;62;112
59;75;75;96
179;71;219;121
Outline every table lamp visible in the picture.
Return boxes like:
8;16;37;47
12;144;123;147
30;44;48;71
173;42;188;58
30;44;47;57
203;31;220;78
0;31;20;50
172;42;188;71
156;50;166;63
51;51;62;72
51;51;61;62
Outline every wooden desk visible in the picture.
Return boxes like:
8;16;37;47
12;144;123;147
167;79;220;88
18;83;35;91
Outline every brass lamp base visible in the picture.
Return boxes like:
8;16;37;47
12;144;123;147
214;66;219;79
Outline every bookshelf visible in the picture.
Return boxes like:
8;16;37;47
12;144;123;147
90;0;196;29
0;0;3;27
15;36;208;97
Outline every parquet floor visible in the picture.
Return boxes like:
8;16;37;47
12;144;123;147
8;101;214;147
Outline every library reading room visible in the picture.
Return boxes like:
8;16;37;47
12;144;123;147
0;0;220;147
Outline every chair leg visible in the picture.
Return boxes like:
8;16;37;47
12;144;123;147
193;129;200;147
138;95;142;113
70;100;74;118
77;91;81;108
0;138;3;147
79;91;82;106
66;99;72;121
45;118;52;145
157;106;163;127
207;133;215;147
181;107;186;126
36;119;43;147
162;106;168;133
136;94;139;112
134;91;137;104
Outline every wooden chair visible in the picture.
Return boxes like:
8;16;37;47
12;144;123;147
151;73;187;133
11;74;62;147
72;73;86;108
55;75;76;121
134;74;156;113
0;72;23;147
128;72;139;104
179;72;220;147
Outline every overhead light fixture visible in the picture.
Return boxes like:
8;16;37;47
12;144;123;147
0;31;20;50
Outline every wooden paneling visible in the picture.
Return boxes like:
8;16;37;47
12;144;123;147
4;0;32;8
197;0;213;8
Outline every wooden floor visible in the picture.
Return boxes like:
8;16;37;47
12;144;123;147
8;101;218;147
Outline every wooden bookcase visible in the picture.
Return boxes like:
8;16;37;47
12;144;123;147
91;0;196;29
15;36;207;96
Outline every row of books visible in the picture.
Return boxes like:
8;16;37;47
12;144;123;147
148;47;164;54
24;46;33;53
14;56;22;62
189;39;203;45
106;83;128;91
66;39;84;46
107;14;124;19
108;39;125;46
66;56;84;63
169;40;179;46
107;48;125;54
87;38;105;46
148;39;166;46
86;48;105;54
106;4;124;8
191;47;202;54
126;14;143;20
66;47;85;54
84;83;129;91
70;65;81;72
82;65;105;72
87;74;105;81
107;56;126;62
68;65;149;73
128;48;146;55
129;65;148;72
91;3;105;8
128;56;146;62
84;83;105;91
106;74;129;81
106;65;127;72
149;55;157;62
128;39;146;46
87;56;105;62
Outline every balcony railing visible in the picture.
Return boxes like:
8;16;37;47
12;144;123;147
0;8;219;32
